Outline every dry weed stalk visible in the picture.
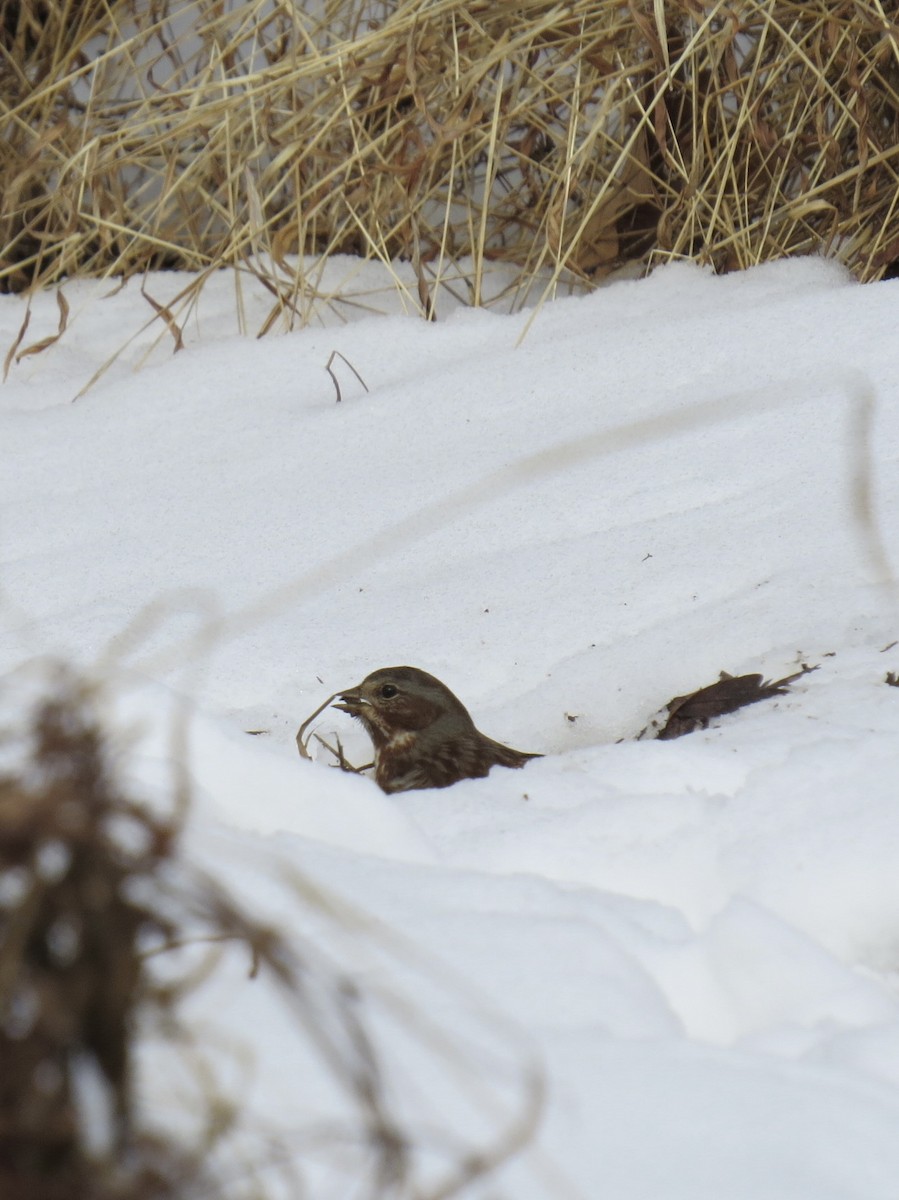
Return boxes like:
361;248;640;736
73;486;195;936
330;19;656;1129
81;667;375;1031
2;0;898;328
325;349;370;402
0;672;189;1198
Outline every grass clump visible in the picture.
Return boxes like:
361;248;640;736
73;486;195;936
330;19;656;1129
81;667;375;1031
3;1;898;322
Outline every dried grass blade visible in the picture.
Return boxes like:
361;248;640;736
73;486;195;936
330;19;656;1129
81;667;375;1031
4;304;31;380
296;691;340;758
140;279;185;352
13;289;70;364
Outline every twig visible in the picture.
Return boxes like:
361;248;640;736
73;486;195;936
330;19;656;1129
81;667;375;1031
326;351;369;403
313;732;371;775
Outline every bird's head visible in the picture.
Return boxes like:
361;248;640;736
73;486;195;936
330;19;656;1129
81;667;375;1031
334;666;474;744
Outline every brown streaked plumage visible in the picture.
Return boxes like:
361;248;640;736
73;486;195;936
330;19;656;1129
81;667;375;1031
334;666;541;794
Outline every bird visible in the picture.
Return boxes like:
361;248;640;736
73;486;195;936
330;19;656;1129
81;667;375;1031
333;666;541;794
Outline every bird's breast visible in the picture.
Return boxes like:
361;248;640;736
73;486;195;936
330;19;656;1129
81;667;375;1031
379;730;418;756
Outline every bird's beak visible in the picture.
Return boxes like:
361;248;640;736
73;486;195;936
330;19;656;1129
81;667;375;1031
333;686;367;714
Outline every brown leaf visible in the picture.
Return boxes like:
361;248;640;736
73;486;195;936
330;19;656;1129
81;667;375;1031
656;665;817;740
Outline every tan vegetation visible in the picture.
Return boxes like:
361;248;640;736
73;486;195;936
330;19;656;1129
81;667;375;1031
2;0;899;322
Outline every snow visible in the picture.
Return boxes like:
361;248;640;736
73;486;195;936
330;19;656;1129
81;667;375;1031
3;255;899;1197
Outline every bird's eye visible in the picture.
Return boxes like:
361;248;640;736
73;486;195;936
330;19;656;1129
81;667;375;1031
379;684;398;699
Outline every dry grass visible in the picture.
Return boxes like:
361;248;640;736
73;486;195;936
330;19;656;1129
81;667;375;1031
2;0;899;323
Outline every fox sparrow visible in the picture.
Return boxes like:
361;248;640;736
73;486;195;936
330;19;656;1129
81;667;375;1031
334;666;541;794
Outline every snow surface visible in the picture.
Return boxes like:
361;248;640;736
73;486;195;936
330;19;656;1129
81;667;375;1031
3;256;899;1197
